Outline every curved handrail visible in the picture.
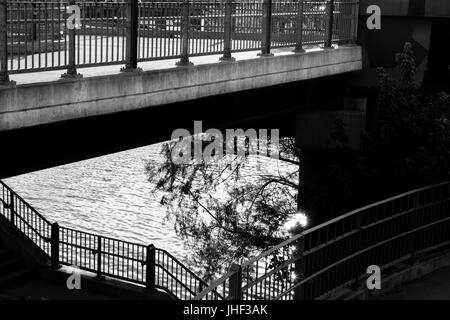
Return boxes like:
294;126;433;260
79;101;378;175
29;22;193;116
155;248;225;299
194;181;450;300
303;181;450;236
239;181;450;270
194;268;235;300
156;248;206;285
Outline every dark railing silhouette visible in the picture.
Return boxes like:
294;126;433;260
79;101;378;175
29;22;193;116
0;0;359;81
195;181;450;300
2;178;448;300
0;179;222;300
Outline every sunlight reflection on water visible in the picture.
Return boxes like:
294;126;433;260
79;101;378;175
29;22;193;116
5;142;297;263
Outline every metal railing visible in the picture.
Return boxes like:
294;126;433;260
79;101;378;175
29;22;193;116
0;0;359;81
195;181;450;300
0;179;219;300
2;179;448;300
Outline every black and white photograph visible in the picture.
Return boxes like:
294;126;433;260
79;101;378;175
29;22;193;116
0;0;449;314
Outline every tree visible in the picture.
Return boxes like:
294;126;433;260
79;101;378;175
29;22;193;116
145;42;450;281
357;42;450;197
327;42;450;207
146;137;303;280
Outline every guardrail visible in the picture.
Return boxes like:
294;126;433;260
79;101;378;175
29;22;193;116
0;179;220;300
195;181;450;300
0;0;359;82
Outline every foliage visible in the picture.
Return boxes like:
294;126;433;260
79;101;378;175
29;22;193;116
146;137;301;280
325;42;450;209
145;42;450;280
358;42;450;196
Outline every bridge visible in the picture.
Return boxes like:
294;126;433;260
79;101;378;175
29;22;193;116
1;0;449;301
0;0;362;132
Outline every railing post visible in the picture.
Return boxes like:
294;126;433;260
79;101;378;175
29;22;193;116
219;0;235;62
352;212;363;287
294;237;306;300
259;0;273;56
324;0;334;49
0;0;13;85
199;282;204;294
293;0;305;53
8;191;14;228
351;0;359;44
146;244;156;292
229;263;242;300
95;235;104;280
176;0;193;67
408;193;419;263
51;222;60;269
31;0;37;41
121;0;140;72
62;0;82;79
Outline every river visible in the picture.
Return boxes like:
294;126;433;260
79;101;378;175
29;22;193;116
4;142;297;264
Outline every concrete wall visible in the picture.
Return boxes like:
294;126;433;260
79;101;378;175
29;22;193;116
355;0;450;90
0;46;362;131
296;98;367;151
352;6;450;90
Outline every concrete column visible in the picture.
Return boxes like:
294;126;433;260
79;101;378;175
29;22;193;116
295;98;367;225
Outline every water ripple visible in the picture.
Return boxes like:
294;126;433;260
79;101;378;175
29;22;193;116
5;142;296;264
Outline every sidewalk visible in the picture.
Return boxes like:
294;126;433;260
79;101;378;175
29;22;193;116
8;46;322;85
381;267;450;300
0;276;115;300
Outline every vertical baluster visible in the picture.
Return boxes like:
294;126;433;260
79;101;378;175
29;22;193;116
293;236;305;300
95;235;104;280
177;0;193;66
324;0;334;49
0;0;12;85
229;263;242;300
351;213;363;288
62;0;81;78
220;0;235;61
121;0;139;72
146;244;156;292
8;191;15;229
351;0;359;44
51;222;60;268
259;0;272;56
408;192;419;262
293;0;305;53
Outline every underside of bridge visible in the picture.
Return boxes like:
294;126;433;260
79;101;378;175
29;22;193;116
0;46;362;179
0;71;359;179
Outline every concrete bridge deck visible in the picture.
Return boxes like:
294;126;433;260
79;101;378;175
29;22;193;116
0;45;362;132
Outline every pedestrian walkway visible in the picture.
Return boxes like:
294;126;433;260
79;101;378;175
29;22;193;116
8;46;323;85
0;275;115;300
381;267;450;300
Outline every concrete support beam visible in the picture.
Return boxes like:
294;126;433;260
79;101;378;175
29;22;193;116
295;98;367;225
296;98;367;151
0;46;362;131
